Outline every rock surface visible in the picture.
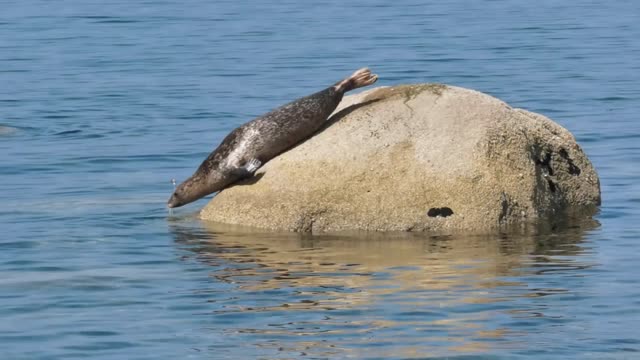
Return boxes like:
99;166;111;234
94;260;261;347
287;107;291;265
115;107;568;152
200;84;601;233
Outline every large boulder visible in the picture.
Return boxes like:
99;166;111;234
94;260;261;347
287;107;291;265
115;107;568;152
200;84;601;233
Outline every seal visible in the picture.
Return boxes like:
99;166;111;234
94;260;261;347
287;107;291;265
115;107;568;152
167;68;378;208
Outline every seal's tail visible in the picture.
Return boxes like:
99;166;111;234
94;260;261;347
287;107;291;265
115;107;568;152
334;68;378;93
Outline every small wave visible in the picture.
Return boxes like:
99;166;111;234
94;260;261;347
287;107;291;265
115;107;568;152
51;129;105;139
94;19;140;24
70;15;140;24
54;129;82;136
594;96;632;102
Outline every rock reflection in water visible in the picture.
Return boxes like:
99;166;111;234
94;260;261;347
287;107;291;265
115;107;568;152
169;219;599;358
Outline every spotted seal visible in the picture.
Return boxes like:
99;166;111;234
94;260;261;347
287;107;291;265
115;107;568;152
167;68;378;208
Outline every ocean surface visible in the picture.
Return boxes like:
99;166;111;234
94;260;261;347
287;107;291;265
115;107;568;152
1;1;639;359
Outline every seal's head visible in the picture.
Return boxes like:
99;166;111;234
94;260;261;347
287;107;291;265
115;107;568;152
166;190;185;208
167;175;210;208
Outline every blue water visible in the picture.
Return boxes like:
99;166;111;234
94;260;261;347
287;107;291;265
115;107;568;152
2;1;639;359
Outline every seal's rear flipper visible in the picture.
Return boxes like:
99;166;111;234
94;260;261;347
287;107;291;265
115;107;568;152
334;68;378;93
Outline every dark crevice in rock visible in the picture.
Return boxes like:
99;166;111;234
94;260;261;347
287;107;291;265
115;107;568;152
427;207;453;218
534;150;561;194
536;152;554;176
295;211;326;233
499;192;509;224
559;148;581;175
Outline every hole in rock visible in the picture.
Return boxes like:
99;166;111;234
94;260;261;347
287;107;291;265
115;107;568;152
427;207;454;218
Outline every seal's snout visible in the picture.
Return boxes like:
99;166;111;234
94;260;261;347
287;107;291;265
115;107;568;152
167;193;180;208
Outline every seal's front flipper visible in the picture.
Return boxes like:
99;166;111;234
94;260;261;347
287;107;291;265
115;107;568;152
232;158;262;178
244;158;262;174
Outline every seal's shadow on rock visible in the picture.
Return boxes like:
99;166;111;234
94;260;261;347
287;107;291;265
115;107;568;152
232;172;265;186
230;99;380;189
320;99;381;131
